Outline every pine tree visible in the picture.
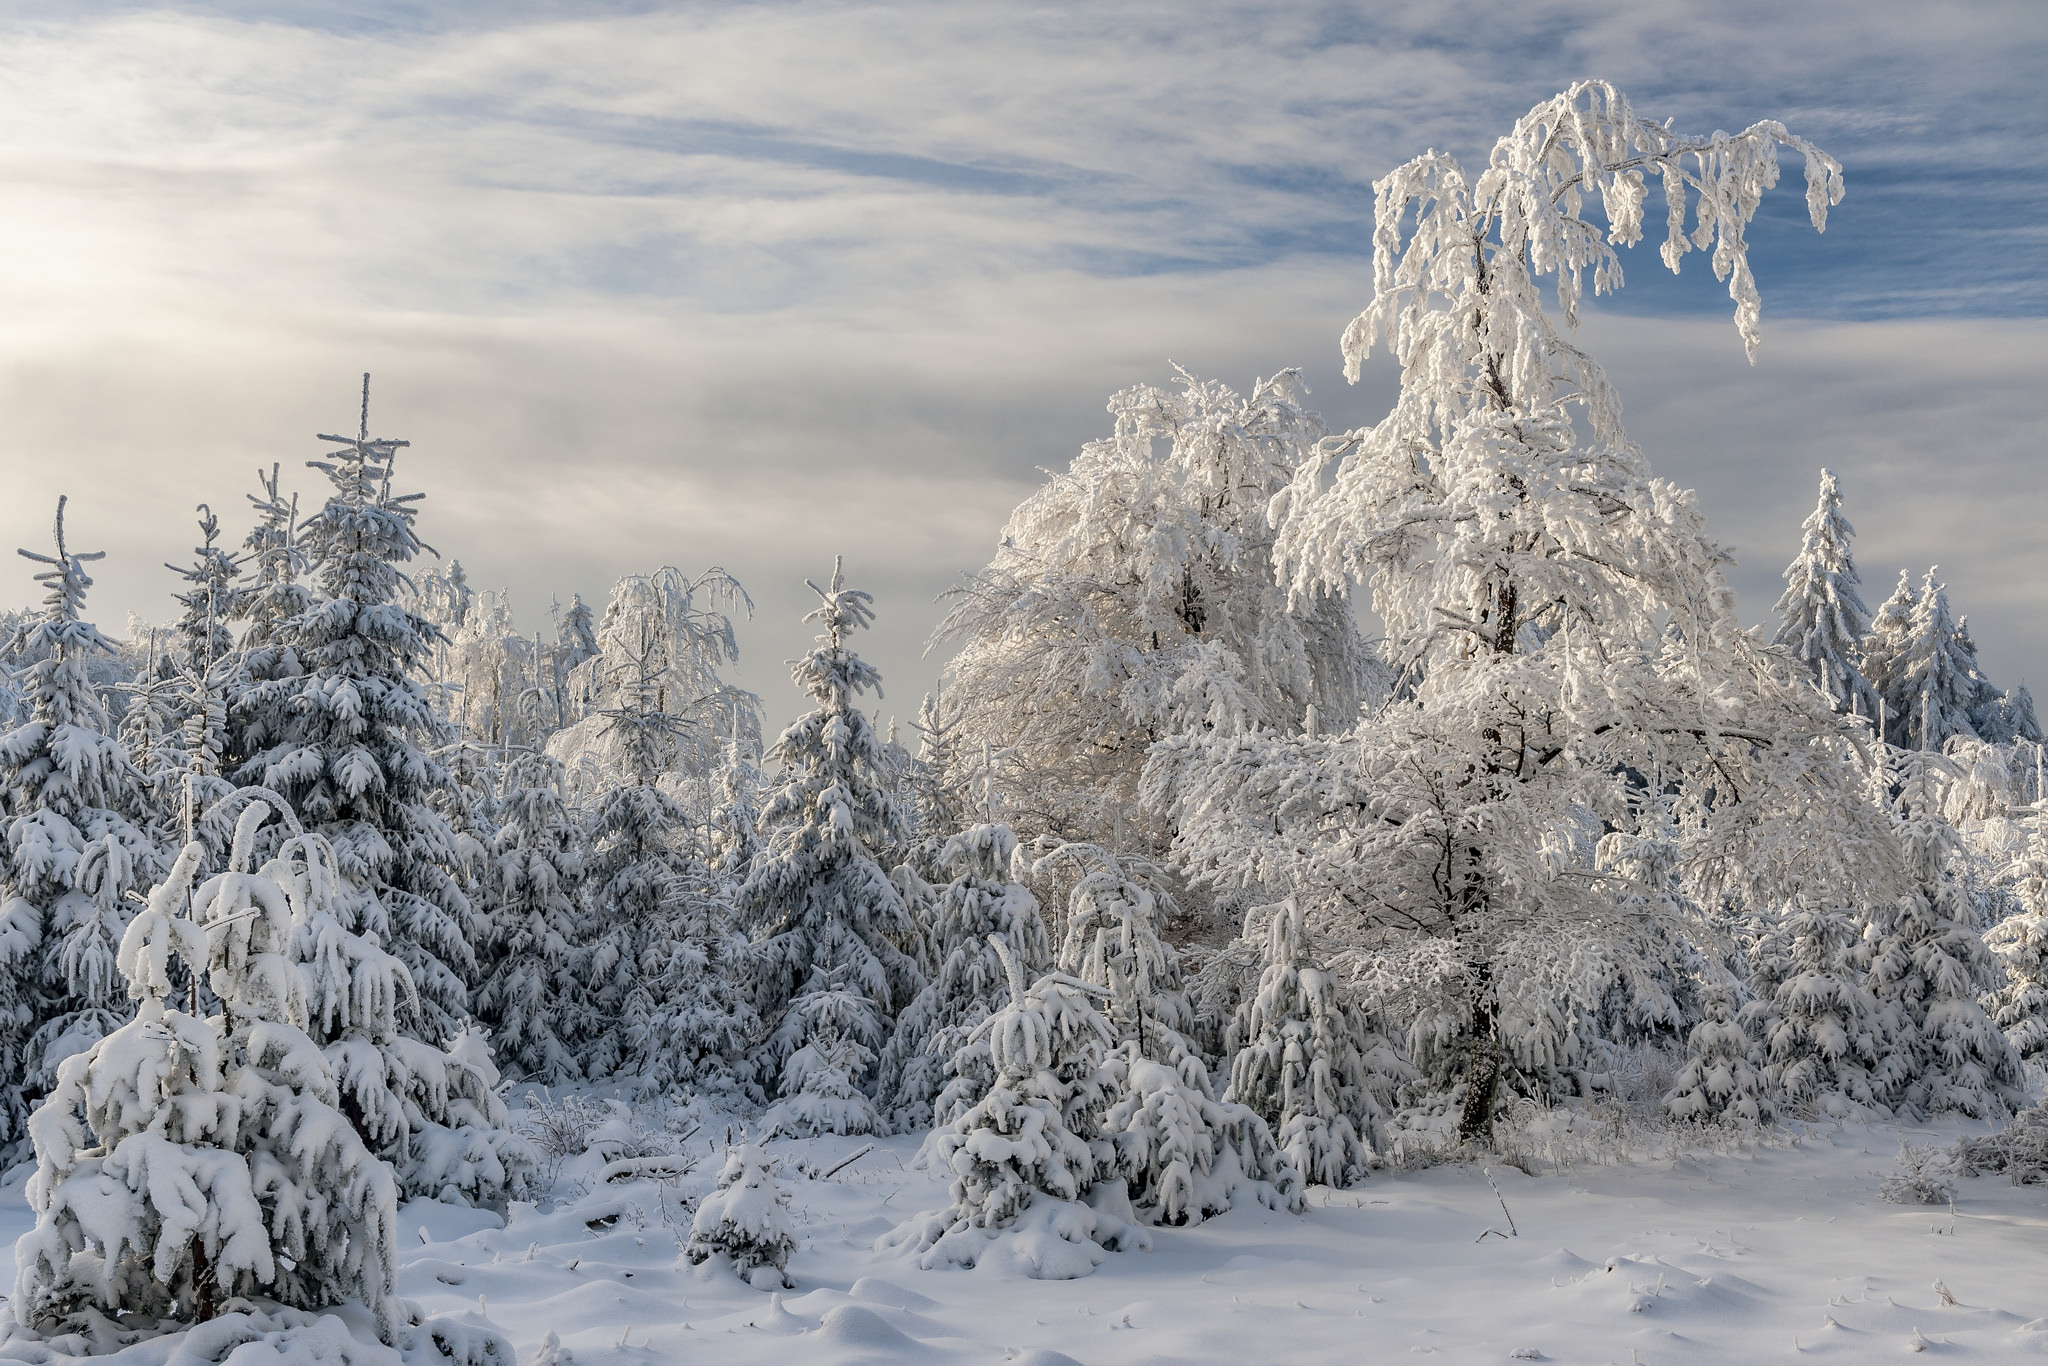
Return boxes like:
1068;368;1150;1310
1974;683;2044;746
684;1143;797;1290
163;504;242;674
880;940;1141;1278
1773;469;1878;717
269;813;533;1207
0;499;162;1147
236;463;309;658
1863;570;1919;745
1662;983;1774;1124
1741;897;1897;1117
741;560;923;1112
1897;572;1982;751
233;377;477;1039
1226;899;1409;1185
473;753;586;1085
13;819;400;1342
768;982;885;1137
1868;755;2026;1116
875;822;1050;1131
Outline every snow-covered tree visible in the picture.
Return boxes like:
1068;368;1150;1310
163;505;242;675
13;818;400;1343
881;940;1142;1279
1773;469;1878;718
472;753;586;1085
236;464;309;659
547;566;757;811
1895;572;1983;751
767;982;884;1137
906;691;969;861
742;560;923;1107
233;378;478;1039
1226;898;1409;1185
1868;755;2026;1116
0;499;162;1147
1974;683;2044;747
876;822;1050;1131
685;1143;797;1290
1662;983;1773;1124
936;368;1377;859
266;816;532;1207
1161;82;1872;1139
1740;897;1896;1117
1045;843;1196;1051
1863;570;1919;746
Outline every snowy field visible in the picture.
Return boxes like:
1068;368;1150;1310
12;1107;2041;1366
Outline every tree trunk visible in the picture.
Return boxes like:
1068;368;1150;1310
1457;966;1501;1142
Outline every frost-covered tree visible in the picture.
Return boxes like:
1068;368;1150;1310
13;820;400;1343
742;560;923;1104
1662;983;1773;1124
1988;782;2048;1062
1045;843;1196;1051
936;369;1376;857
1868;755;2026;1116
0;500;162;1146
233;379;477;1039
266;815;532;1207
572;624;736;1085
1975;683;2044;747
164;504;242;674
1740;897;1896;1116
473;754;586;1085
881;940;1141;1278
685;1143;797;1290
236;464;309;659
1773;469;1877;718
1894;572;1983;751
1226;898;1409;1185
876;822;1050;1131
547;566;757;811
906;692;969;861
768;982;885;1137
1863;571;1919;746
1160;82;1872;1139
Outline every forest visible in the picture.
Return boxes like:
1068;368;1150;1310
2;80;2044;1366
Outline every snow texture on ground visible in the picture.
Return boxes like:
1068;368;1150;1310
4;1114;2045;1364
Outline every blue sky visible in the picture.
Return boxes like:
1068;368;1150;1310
0;0;2042;723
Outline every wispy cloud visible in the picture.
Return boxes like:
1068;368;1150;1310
0;1;2041;717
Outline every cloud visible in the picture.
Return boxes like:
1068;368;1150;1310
0;1;2040;723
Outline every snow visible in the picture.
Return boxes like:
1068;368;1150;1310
11;1106;2042;1364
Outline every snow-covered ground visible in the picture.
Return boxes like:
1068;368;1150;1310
11;1110;2040;1365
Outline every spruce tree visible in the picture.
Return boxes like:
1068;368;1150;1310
0;499;162;1146
875;822;1050;1131
1772;469;1878;718
741;560;923;1111
1863;570;1920;746
233;377;477;1039
163;504;242;674
1226;899;1409;1184
1741;897;1896;1117
1662;983;1774;1123
473;753;587;1084
1868;755;2026;1116
1897;572;1983;751
13;820;401;1341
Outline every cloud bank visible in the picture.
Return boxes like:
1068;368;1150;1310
0;1;2040;721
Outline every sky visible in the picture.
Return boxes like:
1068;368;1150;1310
0;0;2043;730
